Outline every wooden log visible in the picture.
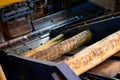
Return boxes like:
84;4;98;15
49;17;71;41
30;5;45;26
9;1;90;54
0;65;6;80
20;34;64;57
31;30;92;61
64;30;120;76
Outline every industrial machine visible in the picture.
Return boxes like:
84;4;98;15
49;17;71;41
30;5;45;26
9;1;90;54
0;0;120;80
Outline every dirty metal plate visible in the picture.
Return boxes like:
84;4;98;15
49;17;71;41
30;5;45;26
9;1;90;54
4;35;50;55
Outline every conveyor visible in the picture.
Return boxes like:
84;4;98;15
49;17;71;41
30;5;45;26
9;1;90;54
0;1;120;80
0;15;120;80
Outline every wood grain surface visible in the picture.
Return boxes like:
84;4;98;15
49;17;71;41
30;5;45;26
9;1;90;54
31;30;92;61
64;30;120;76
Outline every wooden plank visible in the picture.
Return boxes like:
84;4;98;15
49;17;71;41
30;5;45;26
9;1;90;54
7;16;32;38
64;30;120;76
0;65;6;80
88;60;120;77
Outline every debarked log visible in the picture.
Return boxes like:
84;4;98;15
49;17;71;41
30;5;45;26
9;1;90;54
31;30;92;61
20;34;64;57
64;30;120;76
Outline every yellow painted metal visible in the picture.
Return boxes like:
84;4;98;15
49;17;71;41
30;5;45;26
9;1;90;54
0;65;6;80
0;0;22;7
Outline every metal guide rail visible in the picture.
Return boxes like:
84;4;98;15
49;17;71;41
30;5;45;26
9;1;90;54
0;2;111;50
32;2;111;31
0;14;120;80
50;11;120;38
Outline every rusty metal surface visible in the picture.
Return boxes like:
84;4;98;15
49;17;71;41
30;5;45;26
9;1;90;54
7;16;32;38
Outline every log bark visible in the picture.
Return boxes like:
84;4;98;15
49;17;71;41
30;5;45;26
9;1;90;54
20;34;64;57
64;30;120;76
31;30;92;61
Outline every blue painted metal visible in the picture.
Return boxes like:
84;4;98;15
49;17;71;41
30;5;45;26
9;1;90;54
50;2;110;37
56;62;81;80
0;52;81;80
0;3;33;21
3;10;33;21
85;16;120;43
